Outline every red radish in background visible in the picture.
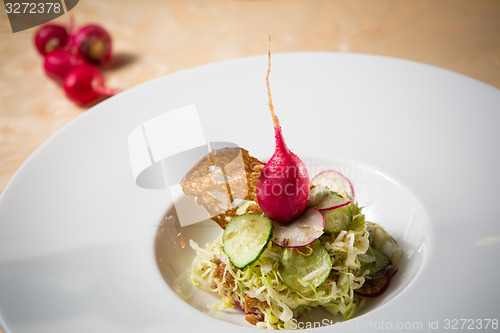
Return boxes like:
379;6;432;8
63;64;119;105
43;49;85;83
33;19;120;106
256;41;310;223
72;24;112;65
34;23;69;56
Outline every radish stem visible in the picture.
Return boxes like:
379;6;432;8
266;36;288;153
266;36;280;131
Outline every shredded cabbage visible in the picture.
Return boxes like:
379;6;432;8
190;203;394;329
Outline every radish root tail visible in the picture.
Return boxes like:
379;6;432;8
266;35;280;130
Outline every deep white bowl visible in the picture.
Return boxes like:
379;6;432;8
1;52;499;333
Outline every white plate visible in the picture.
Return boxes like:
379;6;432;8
1;53;500;333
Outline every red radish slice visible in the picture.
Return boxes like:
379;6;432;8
232;294;246;312
271;208;324;248
307;185;351;211
311;170;355;199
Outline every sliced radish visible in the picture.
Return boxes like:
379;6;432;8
307;185;351;211
311;170;355;199
271;208;324;248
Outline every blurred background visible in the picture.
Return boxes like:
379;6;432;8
1;0;500;196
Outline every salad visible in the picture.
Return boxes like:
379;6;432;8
181;48;402;329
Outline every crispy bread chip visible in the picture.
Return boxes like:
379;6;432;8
180;147;264;229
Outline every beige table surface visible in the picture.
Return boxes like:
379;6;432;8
0;0;499;329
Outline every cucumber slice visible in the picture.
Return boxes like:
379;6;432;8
307;185;350;211
361;247;390;277
322;204;352;233
223;213;273;269
279;239;332;293
358;246;376;266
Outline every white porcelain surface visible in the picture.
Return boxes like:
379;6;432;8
1;53;499;333
156;157;431;327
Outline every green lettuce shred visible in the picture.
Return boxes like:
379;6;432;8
190;202;382;329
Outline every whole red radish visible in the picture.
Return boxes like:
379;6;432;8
256;45;310;223
34;23;69;56
63;64;118;105
72;24;112;65
43;49;85;83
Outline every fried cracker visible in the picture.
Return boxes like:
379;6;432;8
180;147;264;229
